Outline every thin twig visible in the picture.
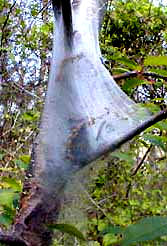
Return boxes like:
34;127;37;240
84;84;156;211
13;82;40;99
132;145;152;176
113;71;167;82
79;184;112;223
1;111;20;137
0;1;17;49
126;145;152;198
113;71;139;80
143;72;167;81
4;130;34;169
28;0;52;31
148;0;153;17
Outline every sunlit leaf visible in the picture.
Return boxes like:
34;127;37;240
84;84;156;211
1;177;22;192
144;56;167;66
112;67;130;74
122;78;148;93
19;155;30;164
20;20;25;28
151;97;165;102
40;24;50;35
112;56;138;70
0;189;17;207
22;111;40;122
0;153;4;160
103;233;118;245
149;68;167;77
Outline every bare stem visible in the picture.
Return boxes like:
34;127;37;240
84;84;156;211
113;71;167;82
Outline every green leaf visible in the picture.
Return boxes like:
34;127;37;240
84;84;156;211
19;155;30;164
149;68;167;77
102;224;124;235
143;134;167;151
20;20;26;28
0;213;12;226
40;24;50;35
121;216;167;246
22;111;40;122
0;189;17;207
31;8;38;17
48;224;86;241
111;151;134;164
155;121;167;131
0;153;4;160
143;103;161;113
144;56;167;66
112;67;130;74
1;177;22;192
15;160;28;170
15;8;21;15
122;78;148;93
151;97;165;102
22;112;34;121
113;57;138;70
0;16;6;25
103;233;118;245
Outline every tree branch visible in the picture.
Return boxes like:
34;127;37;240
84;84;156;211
143;72;167;81
113;71;139;80
132;145;152;176
108;108;167;152
126;145;152;198
113;71;167;82
0;1;16;49
13;82;40;99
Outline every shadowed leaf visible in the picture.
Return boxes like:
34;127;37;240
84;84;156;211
121;216;167;246
48;224;86;241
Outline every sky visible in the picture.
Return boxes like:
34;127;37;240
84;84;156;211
153;0;166;5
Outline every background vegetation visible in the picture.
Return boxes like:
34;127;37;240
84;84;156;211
0;0;167;245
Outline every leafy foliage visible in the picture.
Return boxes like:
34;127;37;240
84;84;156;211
103;216;167;246
48;224;86;241
144;56;167;66
0;0;50;230
1;0;167;245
